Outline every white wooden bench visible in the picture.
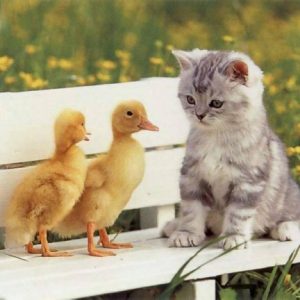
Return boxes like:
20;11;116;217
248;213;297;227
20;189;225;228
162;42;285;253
0;77;300;300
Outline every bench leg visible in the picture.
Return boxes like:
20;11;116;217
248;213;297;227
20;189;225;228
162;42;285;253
175;280;216;300
193;279;216;300
140;204;176;230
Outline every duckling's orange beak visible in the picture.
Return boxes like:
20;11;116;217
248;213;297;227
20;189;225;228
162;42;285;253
84;132;92;141
138;118;159;131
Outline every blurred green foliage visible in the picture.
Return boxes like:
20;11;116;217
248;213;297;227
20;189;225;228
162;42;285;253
0;0;300;146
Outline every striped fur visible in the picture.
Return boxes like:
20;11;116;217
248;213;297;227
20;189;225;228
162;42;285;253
163;49;300;249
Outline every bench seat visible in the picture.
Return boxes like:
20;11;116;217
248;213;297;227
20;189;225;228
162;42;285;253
1;77;300;299
1;230;300;299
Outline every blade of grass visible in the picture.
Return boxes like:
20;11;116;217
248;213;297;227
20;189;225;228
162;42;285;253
245;271;269;285
159;236;244;300
262;265;278;300
290;277;300;295
162;235;231;296
228;273;242;285
170;235;230;282
292;286;300;296
182;242;245;281
271;245;300;297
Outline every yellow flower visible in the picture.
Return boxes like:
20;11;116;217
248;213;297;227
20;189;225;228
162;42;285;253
0;56;14;72
115;50;131;61
275;102;286;114
295;124;300;136
86;75;96;84
96;60;117;70
286;76;296;90
269;85;279;95
47;57;58;69
263;73;274;86
4;76;16;85
58;59;73;70
29;78;48;89
166;44;174;52
19;72;47;89
25;44;38;55
284;274;291;287
96;72;111;82
222;35;235;43
120;59;130;68
149;57;164;65
19;71;32;82
119;75;131;82
287;147;295;156
295;146;300;154
76;76;86;85
164;66;176;75
294;165;300;176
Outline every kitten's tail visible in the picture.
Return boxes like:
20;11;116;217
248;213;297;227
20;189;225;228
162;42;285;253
161;218;180;237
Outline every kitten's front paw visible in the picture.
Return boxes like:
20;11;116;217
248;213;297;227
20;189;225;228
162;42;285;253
270;221;300;241
168;231;205;247
219;234;249;250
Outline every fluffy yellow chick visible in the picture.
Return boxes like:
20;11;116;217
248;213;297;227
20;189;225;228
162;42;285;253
54;100;159;257
5;109;90;257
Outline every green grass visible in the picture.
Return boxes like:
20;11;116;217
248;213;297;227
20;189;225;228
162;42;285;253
218;245;300;300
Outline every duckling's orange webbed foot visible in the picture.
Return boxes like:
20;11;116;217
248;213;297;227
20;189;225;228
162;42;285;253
26;242;58;254
42;250;72;257
98;228;133;249
87;222;116;257
39;228;72;257
89;248;116;257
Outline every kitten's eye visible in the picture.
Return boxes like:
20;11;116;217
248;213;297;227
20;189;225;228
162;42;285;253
126;111;133;116
186;96;195;105
209;99;224;108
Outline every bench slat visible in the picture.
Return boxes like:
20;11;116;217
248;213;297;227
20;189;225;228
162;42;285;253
0;147;184;225
0;77;188;165
0;230;299;299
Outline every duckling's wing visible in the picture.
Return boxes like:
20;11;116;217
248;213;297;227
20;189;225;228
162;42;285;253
85;155;107;188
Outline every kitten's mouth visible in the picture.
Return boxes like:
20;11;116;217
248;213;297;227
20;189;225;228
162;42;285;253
199;119;209;126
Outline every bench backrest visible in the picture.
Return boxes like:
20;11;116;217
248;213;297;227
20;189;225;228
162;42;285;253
0;77;188;227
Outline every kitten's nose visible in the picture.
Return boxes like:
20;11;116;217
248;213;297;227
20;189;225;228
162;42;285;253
196;113;206;120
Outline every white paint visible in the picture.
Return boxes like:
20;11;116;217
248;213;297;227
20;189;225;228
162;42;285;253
0;147;184;225
1;229;300;299
193;280;216;300
140;204;176;230
0;77;188;165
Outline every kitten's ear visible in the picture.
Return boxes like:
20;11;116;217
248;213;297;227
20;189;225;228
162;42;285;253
226;60;248;85
172;50;196;71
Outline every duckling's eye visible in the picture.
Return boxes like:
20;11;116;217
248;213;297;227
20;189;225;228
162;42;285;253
209;99;224;108
186;96;195;105
126;111;133;116
81;122;85;126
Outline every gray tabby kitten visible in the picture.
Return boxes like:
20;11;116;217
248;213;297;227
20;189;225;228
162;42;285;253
163;49;300;250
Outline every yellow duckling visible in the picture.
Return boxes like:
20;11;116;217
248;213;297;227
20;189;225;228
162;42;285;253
54;100;159;256
5;109;90;257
